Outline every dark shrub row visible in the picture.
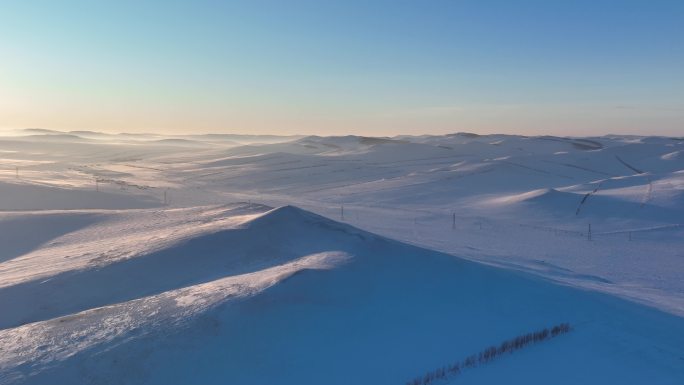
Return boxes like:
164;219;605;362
406;323;571;385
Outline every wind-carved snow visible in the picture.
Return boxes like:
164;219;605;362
0;251;351;381
0;204;268;290
0;131;683;384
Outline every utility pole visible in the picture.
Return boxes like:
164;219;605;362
452;212;456;230
587;223;592;241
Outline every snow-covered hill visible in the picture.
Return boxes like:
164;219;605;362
1;205;683;385
1;130;683;384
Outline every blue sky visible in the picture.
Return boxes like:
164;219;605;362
1;0;682;136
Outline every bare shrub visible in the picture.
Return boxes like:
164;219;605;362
405;323;571;385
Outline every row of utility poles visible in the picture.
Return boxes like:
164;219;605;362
338;205;636;242
8;167;172;206
92;177;169;205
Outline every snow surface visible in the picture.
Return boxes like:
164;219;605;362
0;130;683;384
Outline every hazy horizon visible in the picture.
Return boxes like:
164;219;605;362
1;126;683;139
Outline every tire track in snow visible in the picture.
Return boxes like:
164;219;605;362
613;155;653;208
615;155;644;174
641;176;654;208
575;181;603;216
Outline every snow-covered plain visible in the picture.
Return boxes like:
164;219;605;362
0;129;683;384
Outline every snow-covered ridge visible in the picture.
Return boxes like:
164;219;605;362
0;131;682;315
1;204;683;384
1;131;683;384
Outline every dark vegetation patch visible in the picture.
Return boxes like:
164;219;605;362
405;323;572;385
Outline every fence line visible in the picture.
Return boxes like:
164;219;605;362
315;203;683;243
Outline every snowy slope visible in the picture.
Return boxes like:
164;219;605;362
1;130;683;384
1;131;683;316
0;181;161;210
1;206;683;385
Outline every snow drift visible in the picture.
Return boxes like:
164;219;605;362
1;206;683;385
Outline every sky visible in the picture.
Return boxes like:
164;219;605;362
1;0;683;136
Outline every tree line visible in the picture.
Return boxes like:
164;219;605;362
406;323;571;385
